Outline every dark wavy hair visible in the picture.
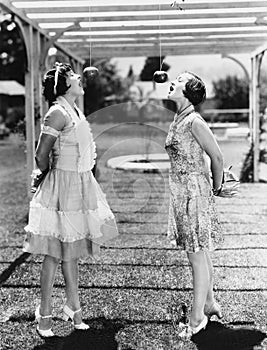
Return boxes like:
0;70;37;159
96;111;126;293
42;63;72;105
182;72;206;106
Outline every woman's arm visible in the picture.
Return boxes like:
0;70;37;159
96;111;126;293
35;108;66;171
191;117;224;191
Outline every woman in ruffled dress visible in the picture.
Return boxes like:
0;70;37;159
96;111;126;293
23;63;118;337
165;72;238;338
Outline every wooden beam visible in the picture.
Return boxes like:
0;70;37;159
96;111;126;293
0;0;84;63
61;38;265;47
252;56;258;182
26;11;267;23
12;1;267;12
74;46;258;58
41;22;261;31
249;58;253;142
32;29;42;140
39;21;81;71
23;23;35;197
251;41;267;57
60;28;267;40
252;53;264;182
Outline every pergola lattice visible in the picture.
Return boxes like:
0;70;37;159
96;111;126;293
1;0;267;190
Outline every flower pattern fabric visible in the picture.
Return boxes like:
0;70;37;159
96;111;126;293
165;107;223;252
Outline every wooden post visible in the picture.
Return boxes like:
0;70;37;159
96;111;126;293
24;23;35;196
252;56;257;182
252;53;264;182
76;62;84;112
249;58;253;139
40;35;48;121
33;29;42;142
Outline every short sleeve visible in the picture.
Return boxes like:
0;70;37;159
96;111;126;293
41;124;60;137
42;105;67;135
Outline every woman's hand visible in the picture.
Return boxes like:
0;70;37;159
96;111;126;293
214;167;240;198
31;168;49;193
218;181;240;197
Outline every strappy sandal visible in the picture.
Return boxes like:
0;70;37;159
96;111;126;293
62;304;89;330
35;305;54;338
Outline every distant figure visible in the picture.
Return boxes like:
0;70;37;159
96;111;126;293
165;71;238;338
23;62;118;337
124;84;145;121
129;84;143;103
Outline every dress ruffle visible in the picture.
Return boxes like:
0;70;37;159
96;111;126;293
24;169;118;260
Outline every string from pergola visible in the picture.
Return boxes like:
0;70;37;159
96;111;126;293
153;1;168;83
83;1;99;81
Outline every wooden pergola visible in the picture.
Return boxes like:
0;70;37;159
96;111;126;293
1;0;267;190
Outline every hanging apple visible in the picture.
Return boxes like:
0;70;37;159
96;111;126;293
153;70;168;83
83;66;99;81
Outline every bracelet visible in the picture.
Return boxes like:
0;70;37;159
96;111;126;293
212;186;222;196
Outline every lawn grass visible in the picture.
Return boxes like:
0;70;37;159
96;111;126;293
0;125;249;247
91;121;249;176
0;128;266;350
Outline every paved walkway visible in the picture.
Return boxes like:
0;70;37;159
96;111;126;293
0;154;267;349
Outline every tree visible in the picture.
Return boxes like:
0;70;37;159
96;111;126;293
240;68;267;182
140;57;170;81
0;18;26;84
212;75;249;109
83;59;129;116
259;68;267;113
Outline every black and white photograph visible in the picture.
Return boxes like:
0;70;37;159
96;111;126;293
0;0;267;349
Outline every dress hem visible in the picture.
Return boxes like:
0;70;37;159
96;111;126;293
23;234;102;261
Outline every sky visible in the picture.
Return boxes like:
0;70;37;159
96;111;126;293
111;53;251;98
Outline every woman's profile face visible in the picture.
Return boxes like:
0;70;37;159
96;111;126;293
167;72;191;102
65;70;84;97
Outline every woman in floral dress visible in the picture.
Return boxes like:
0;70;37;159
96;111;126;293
23;63;118;337
165;72;238;338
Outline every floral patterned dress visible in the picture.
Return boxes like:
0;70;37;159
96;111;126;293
165;105;223;252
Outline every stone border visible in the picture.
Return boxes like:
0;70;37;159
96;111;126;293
107;153;170;173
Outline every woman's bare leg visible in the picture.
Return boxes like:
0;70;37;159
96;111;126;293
204;251;215;307
39;255;60;330
187;250;210;327
204;251;222;317
61;259;82;324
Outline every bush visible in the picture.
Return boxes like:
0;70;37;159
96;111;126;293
5;106;25;133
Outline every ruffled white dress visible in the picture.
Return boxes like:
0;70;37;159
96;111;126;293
24;96;118;260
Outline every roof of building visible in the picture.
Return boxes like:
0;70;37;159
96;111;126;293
0;80;25;96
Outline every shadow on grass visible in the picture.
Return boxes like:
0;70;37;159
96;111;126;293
32;317;133;350
191;321;266;350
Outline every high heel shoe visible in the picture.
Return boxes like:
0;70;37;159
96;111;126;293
204;302;223;319
62;304;89;330
178;315;208;339
35;306;55;338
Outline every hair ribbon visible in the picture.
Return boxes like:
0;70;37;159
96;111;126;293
53;62;62;96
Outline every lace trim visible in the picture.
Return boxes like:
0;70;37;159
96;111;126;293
29;201;114;218
54;97;97;172
24;226;98;243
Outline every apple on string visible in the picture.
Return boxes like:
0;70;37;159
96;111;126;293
153;70;169;83
83;66;99;81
